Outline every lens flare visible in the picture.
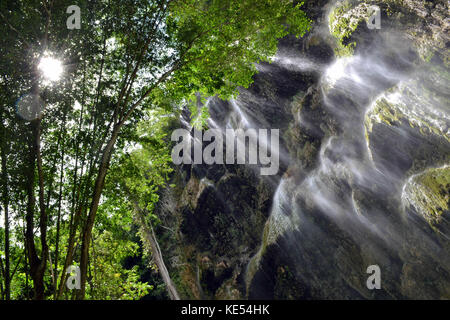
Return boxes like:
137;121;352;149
38;56;63;81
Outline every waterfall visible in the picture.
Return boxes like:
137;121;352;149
190;0;450;299
242;14;450;298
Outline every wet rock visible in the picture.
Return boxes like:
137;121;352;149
402;166;450;232
161;0;450;300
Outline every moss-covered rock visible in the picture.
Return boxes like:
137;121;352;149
365;91;449;144
328;0;449;63
402;166;450;230
384;0;449;64
364;65;450;176
328;1;376;57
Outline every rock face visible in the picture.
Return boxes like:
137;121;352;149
328;0;450;62
402;166;450;233
156;0;450;299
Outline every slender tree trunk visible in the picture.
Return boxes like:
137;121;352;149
56;198;84;299
24;123;41;299
0;256;5;299
35;119;49;299
2;153;10;301
56;96;85;299
77;126;120;299
25;120;49;300
0;112;10;300
53;165;63;298
131;199;180;300
52;108;67;299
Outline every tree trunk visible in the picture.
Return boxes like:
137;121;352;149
124;184;180;300
77;126;121;299
56;98;90;299
52;108;67;299
25;120;49;300
0;256;5;299
0;112;10;300
132;202;180;300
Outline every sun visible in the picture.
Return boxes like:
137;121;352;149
38;56;63;82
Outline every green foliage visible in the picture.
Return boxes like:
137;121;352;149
109;107;176;217
102;108;178;299
188;103;210;130
87;231;152;300
152;0;311;104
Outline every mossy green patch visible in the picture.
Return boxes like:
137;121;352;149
328;1;371;57
404;166;450;229
329;1;357;57
365;84;450;144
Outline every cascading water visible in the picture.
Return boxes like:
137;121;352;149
240;4;449;299
179;0;449;299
